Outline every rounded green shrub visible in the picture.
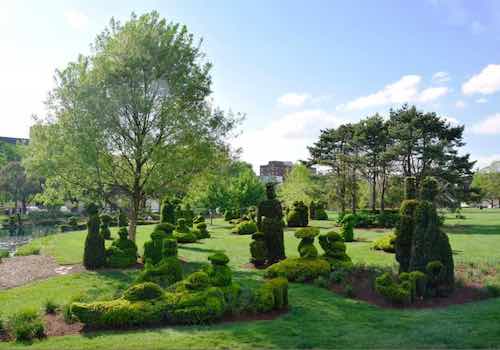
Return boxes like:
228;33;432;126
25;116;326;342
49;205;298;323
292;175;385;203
265;257;330;282
234;220;258;235
340;214;356;242
318;230;352;265
174;218;198;243
373;233;396;253
123;282;164;301
250;232;268;268
137;257;183;287
194;222;211;239
106;227;138;268
8;309;45;342
185;271;210;291
286;201;309;227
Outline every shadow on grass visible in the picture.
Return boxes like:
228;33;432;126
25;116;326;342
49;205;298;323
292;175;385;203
445;224;500;235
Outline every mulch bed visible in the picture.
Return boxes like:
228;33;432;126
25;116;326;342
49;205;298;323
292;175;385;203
43;314;84;337
330;269;490;309
0;255;85;290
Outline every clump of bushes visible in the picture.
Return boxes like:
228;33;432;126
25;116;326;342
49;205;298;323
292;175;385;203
309;201;328;220
160;198;177;225
286;201;309;227
318;230;352;268
106;227;138;268
193;221;211;239
249;232;268;268
234;220;257;235
373;233;396;253
339;214;356;242
0;249;9;263
15;243;41;256
43;300;59;314
83;203;106;270
117;210;128;227
173;218;198;243
224;208;240;221
70;255;289;328
7;309;45;342
374;271;427;304
295;227;320;258
337;211;399;228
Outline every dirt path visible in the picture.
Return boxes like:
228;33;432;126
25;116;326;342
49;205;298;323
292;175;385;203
0;255;84;290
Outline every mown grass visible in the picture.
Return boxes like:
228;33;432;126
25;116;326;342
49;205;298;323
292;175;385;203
1;208;499;349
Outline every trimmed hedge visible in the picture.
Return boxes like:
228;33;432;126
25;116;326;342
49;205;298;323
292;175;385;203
106;228;138;268
234;220;257;235
265;257;331;282
373;233;396;253
173;218;198;243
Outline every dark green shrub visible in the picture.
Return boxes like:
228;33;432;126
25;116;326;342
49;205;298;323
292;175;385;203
395;199;418;272
43;300;59;314
123;282;164;301
106;227;138;268
255;278;288;312
249;232;268;268
234;220;257;235
184;271;211;291
318;230;352;266
137;257;183;287
155;222;175;236
160;198;176;225
374;272;411;304
0;249;9;259
83;203;106;270
193;222;211;239
174;218;197;243
405;176;417;200
205;253;232;287
68;216;79;227
286;201;309;227
373;233;396;253
295;227;320;259
309;200;328;220
340;214;356;242
224;209;240;221
8;309;45;342
193;215;205;224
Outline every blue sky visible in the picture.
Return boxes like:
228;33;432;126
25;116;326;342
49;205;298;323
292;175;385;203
1;0;500;170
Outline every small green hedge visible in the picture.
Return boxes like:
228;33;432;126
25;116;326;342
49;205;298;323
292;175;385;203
265;257;331;282
234;221;258;235
373;233;396;253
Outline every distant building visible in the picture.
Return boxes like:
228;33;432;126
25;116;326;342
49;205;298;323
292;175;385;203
0;136;29;146
259;161;293;183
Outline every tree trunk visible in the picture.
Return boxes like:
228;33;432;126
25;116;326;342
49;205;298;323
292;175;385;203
351;170;357;214
380;173;386;213
371;173;377;212
128;183;142;242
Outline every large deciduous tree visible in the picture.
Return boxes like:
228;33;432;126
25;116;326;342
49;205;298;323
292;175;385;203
0;162;41;213
25;12;237;240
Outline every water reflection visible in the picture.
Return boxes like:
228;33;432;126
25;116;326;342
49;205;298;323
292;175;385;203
0;225;58;254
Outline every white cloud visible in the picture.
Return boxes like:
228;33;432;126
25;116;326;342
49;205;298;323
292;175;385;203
462;64;500;95
340;75;449;111
277;93;310;107
475;97;488;104
471;114;500;135
474;154;500;169
232;110;348;170
64;9;89;31
455;100;466;108
432;71;450;83
419;86;449;102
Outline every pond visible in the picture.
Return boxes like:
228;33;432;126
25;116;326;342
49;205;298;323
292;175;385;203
0;224;59;254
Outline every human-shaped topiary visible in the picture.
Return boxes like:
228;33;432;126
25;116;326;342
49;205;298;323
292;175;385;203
395;177;418;272
295;227;319;258
250;232;268;268
256;183;286;264
318;230;352;267
173;218;198;243
160;198;176;225
137;237;183;287
106;227;138;268
340;214;356;242
409;177;454;295
100;214;112;240
193;222;211;239
83;203;106;270
287;201;309;227
143;223;174;265
309;200;329;220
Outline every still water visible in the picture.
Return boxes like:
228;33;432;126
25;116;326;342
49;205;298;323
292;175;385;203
0;225;58;254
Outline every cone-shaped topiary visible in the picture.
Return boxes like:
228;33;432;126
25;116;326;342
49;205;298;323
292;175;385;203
287;201;309;227
340;214;356;242
83;203;106;270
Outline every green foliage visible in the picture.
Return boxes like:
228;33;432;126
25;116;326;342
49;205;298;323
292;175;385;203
193;222;211;239
137;257;183;288
155;222;175;236
255;278;288;313
373;233;396;253
123;283;164;302
295;227;320;259
249;232;268;267
43;300;59;314
160;198;176;225
340;214;356;242
375;271;428;304
421;177;440;202
176;204;195;227
309;200;328;220
106;228;138;268
265;257;331;282
83;205;106;269
287;201;309;227
234;220;257;235
15;244;41;256
173;218;197;243
278;164;317;207
405;177;417;200
395;199;418;272
0;249;9;259
205;253;232;287
318;230;352;265
7;309;45;342
294;227;320;239
118;210;128;227
224;209;240;221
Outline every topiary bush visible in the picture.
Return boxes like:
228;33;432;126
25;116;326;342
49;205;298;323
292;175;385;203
286;201;309;227
374;271;427;305
83;203;106;270
249;232;268;268
339;214;356;242
373;232;396;253
318;230;352;268
138;238;183;287
123;282;164;302
255;277;288;313
118;210;128;227
193;215;205;224
309;200;328;220
205;253;232;287
100;214;113;240
234;220;258;235
265;257;330;282
160;198;176;225
106;227;138;268
224;209;240;221
193;222;211;239
7;309;45;342
173;218;198;243
295;227;320;259
155;222;175;236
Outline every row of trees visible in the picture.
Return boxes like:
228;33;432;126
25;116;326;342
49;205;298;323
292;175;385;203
307;105;475;213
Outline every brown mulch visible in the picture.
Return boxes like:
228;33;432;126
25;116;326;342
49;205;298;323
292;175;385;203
43;314;84;337
0;255;85;290
330;269;490;309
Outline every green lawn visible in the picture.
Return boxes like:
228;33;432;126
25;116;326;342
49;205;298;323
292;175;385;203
1;208;500;349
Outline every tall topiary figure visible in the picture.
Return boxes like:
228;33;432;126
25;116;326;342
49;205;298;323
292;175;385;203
295;227;319;258
287;201;309;227
100;214;112;240
83;203;106;270
318;230;351;267
160;198;176;225
339;214;356;242
256;183;286;264
106;227;138;268
409;177;454;295
310;200;328;220
395;177;418;273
